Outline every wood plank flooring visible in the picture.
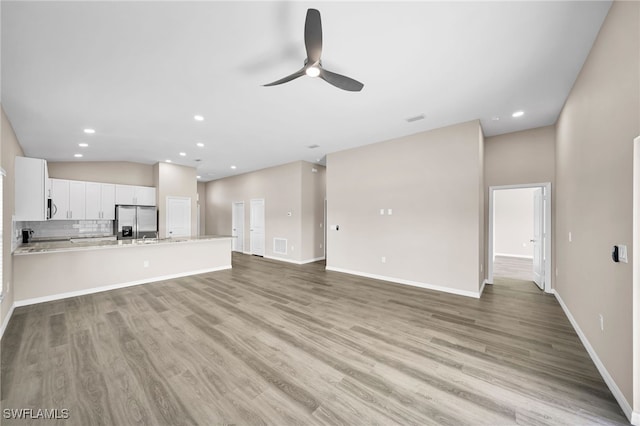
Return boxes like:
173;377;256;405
1;253;629;425
494;255;534;282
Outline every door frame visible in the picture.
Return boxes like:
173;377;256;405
231;201;245;253
249;198;265;256
487;182;552;293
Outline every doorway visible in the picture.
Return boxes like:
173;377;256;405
488;183;552;293
232;201;245;253
166;196;191;238
250;198;265;256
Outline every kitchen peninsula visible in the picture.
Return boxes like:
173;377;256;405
13;235;232;305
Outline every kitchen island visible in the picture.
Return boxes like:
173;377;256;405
13;235;232;305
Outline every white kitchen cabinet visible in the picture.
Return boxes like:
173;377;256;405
135;186;156;206
86;182;115;220
50;179;86;220
115;184;156;206
15;157;49;221
101;184;116;219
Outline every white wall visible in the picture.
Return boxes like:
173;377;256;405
494;188;535;258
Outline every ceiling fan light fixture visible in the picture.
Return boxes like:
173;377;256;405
305;66;320;78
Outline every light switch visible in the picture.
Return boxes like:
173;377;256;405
387;209;393;215
380;209;385;215
619;245;628;263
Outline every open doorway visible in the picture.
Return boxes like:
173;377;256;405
488;183;552;293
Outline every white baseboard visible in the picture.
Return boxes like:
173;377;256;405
494;253;534;260
553;289;633;422
14;265;232;308
0;302;16;340
325;266;481;299
264;255;326;265
632;410;640;426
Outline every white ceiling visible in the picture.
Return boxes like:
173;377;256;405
1;1;611;181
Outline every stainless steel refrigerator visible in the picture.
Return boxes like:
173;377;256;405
115;205;157;240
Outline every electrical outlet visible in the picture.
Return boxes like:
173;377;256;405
381;256;386;263
555;268;558;277
320;243;322;248
569;232;572;242
143;260;149;268
599;314;604;331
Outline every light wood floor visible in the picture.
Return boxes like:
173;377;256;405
1;253;628;425
494;255;534;282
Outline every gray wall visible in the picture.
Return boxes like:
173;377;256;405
555;0;639;406
326;120;484;297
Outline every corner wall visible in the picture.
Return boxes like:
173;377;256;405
154;162;198;238
1;106;25;334
555;0;639;413
205;161;325;264
326;120;484;297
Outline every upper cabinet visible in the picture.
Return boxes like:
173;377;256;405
115;184;156;206
15;157;49;221
86;182;115;220
50;179;86;220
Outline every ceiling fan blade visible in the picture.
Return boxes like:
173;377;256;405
263;68;306;86
319;68;364;92
304;9;322;63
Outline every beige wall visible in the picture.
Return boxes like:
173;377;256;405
301;164;326;261
48;161;154;186
154;163;198;239
205;160;324;263
197;182;206;236
326;120;484;296
1;107;25;332
494;188;535;258
555;0;639;408
483;125;556;284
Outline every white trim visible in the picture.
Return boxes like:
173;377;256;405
326;266;481;299
494;253;534;260
488;183;552;294
0;302;16;340
633;135;640;424
242;251;251;255
554;289;633;421
264;255;325;265
14;265;232;308
0;168;5;177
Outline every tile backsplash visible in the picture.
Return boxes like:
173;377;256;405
17;220;114;240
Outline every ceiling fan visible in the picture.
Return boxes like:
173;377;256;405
263;8;364;92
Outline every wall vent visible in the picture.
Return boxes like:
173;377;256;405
273;238;287;255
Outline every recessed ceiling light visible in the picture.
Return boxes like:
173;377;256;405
179;152;186;156
196;142;204;148
83;128;95;134
194;115;204;121
196;175;201;179
230;165;237;170
78;143;89;147
74;153;83;158
166;159;172;163
512;111;524;118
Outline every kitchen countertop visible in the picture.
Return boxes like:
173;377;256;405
14;235;233;255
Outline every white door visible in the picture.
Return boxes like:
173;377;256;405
166;196;191;238
532;188;544;290
250;198;265;256
232;202;245;253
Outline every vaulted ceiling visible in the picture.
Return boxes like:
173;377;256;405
1;1;611;180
